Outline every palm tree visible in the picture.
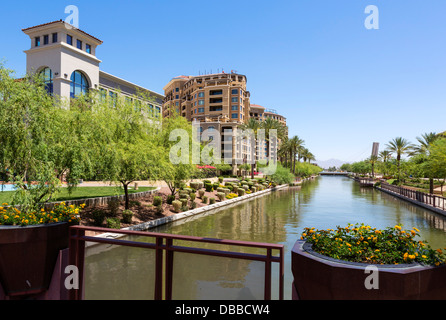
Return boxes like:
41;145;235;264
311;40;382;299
289;135;305;174
379;150;392;162
278;137;291;168
379;150;392;176
261;117;287;163
240;118;261;179
385;137;414;181
412;132;439;194
412;132;438;156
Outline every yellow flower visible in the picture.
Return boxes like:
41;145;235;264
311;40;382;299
395;225;402;231
413;227;420;232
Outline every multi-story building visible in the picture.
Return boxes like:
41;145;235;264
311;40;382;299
22;20;163;118
163;73;250;123
163;74;287;174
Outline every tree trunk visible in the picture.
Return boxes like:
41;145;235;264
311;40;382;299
122;181;130;210
429;178;434;195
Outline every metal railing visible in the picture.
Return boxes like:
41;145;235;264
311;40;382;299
69;226;284;300
380;182;446;212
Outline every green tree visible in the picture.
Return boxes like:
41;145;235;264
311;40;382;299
158;115;197;196
0;65;70;211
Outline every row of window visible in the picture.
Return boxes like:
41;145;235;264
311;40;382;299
35;33;58;47
35;33;92;54
67;34;92;54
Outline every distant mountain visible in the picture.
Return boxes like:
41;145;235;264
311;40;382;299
314;159;347;169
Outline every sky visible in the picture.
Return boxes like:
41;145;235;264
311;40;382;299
1;0;445;163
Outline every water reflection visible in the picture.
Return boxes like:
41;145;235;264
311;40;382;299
84;176;446;300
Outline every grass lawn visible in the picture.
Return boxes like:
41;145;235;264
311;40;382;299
0;186;156;204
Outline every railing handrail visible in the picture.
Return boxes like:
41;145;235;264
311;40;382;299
69;225;284;301
380;181;445;211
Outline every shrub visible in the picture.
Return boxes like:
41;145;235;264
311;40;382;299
270;164;295;185
166;195;176;204
209;198;216;204
181;206;189;212
222;188;230;195
202;196;208;204
237;189;245;196
205;183;213;192
190;193;196;201
189;182;201;190
122;210;133;224
180;198;188;207
92;209;106;226
155;204;163;215
172;200;182;213
179;193;190;200
108;199;120;217
217;192;226;201
153;196;162;206
198;190;205;198
190;201;197;210
106;217;121;229
301;223;446;266
218;177;224;183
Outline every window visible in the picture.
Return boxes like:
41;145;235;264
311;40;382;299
43;35;49;45
175;87;179;92
198;100;204;106
232;114;238;119
208;126;215;132
231;105;238;111
231;89;238;95
77;39;82;50
67;34;73;45
231;97;238;103
86;44;91;54
155;107;161;118
99;88;107;102
198;108;204;113
198;92;204;98
70;71;89;98
35;37;41;47
175;95;179;99
109;91;117;107
39;67;53;95
52;33;58;43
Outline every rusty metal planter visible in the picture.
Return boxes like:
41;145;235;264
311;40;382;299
291;240;446;300
0;222;72;298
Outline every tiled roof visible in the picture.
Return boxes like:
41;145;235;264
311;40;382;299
22;20;103;43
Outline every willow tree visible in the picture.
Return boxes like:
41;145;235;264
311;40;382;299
96;93;164;209
0;65;70;211
158;115;197;196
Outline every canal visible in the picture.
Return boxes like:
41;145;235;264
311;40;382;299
84;176;446;300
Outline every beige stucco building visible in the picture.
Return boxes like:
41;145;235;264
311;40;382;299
22;20;163;116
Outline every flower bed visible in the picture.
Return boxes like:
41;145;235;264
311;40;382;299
0;202;83;226
301;223;446;266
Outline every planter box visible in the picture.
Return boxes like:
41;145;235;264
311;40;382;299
0;222;72;298
291;240;446;300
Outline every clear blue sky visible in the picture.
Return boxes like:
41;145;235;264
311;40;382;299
1;0;445;163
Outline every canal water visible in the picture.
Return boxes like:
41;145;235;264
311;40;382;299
84;176;446;300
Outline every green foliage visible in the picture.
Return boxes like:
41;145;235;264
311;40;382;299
209;198;216;204
122;210;133;224
202;195;208;204
92;209;106;226
270;164;295;185
172;200;182;213
153;196;162;206
106;217;121;229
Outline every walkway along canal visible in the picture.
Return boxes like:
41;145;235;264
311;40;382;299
83;176;446;300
